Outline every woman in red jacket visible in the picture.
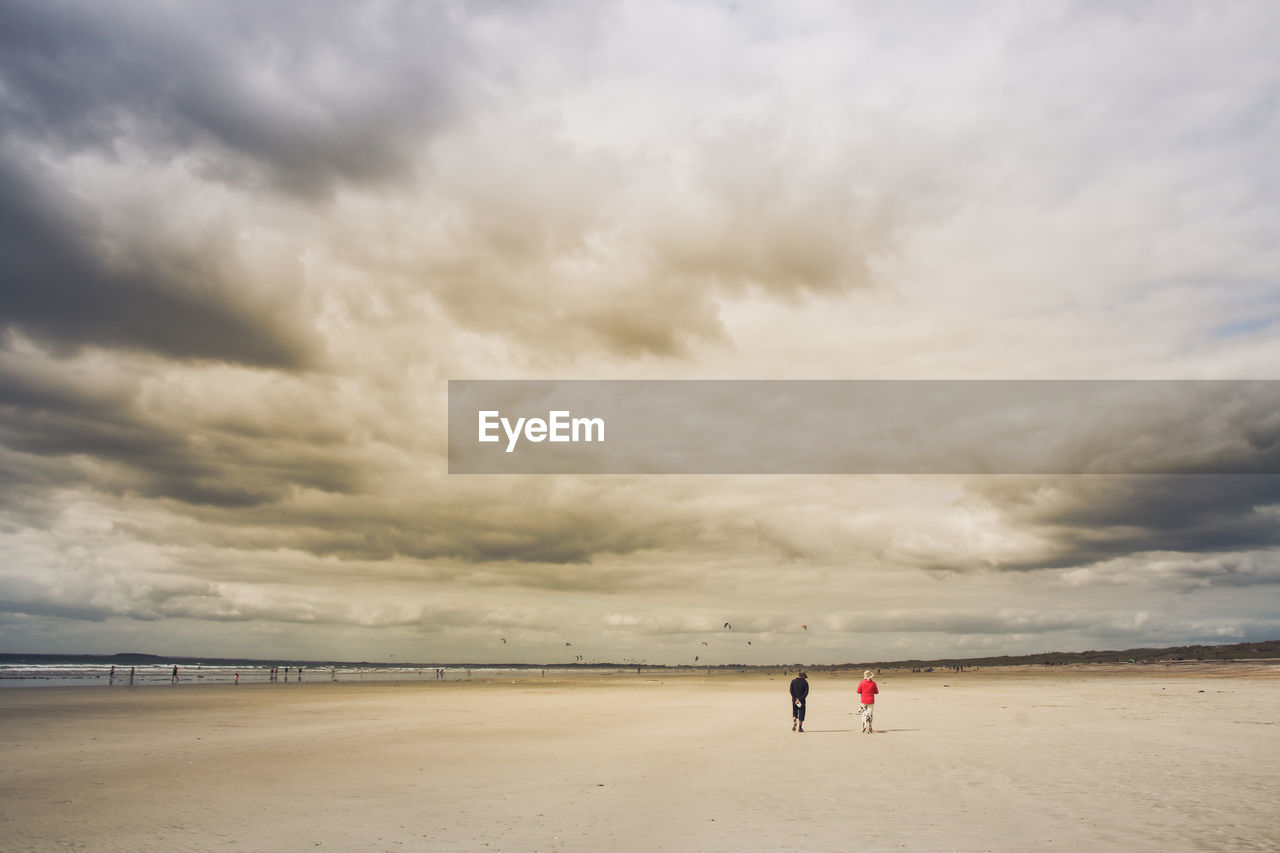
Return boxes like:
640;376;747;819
856;670;878;734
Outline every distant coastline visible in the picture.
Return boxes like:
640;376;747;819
3;638;1276;672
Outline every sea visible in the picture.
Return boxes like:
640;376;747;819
0;655;649;689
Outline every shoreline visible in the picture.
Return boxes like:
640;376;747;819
4;657;1279;692
5;638;1278;672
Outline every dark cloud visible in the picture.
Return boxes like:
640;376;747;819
958;475;1280;574
1034;476;1280;564
0;160;319;367
3;1;891;365
0;351;364;507
0;0;472;366
155;484;696;574
0;1;465;199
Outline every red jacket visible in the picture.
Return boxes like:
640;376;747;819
857;679;878;704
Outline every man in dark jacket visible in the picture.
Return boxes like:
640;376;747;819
789;671;809;732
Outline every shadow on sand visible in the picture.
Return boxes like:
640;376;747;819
799;728;921;734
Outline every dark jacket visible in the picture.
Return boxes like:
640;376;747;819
789;676;809;702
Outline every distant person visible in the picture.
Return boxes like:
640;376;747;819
857;670;879;733
129;667;135;686
790;671;809;732
171;665;179;684
109;665;116;686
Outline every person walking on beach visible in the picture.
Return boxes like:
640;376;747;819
171;665;179;684
790;671;809;732
857;670;878;733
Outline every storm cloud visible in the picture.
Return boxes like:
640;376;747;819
0;1;464;196
1;1;1278;663
951;475;1280;574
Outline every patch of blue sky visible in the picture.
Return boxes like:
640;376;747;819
1212;315;1277;340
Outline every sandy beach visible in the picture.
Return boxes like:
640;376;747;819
1;663;1277;852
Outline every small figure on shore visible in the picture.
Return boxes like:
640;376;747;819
171;665;179;684
857;670;879;733
790;671;809;732
109;665;116;686
129;667;135;686
234;673;239;685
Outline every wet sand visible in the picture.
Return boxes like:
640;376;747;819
2;663;1277;851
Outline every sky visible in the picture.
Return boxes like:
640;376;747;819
1;0;1279;665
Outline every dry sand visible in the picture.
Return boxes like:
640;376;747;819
2;663;1278;852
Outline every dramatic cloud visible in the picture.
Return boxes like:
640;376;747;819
0;159;321;366
1;1;1278;662
955;475;1280;572
0;2;465;195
